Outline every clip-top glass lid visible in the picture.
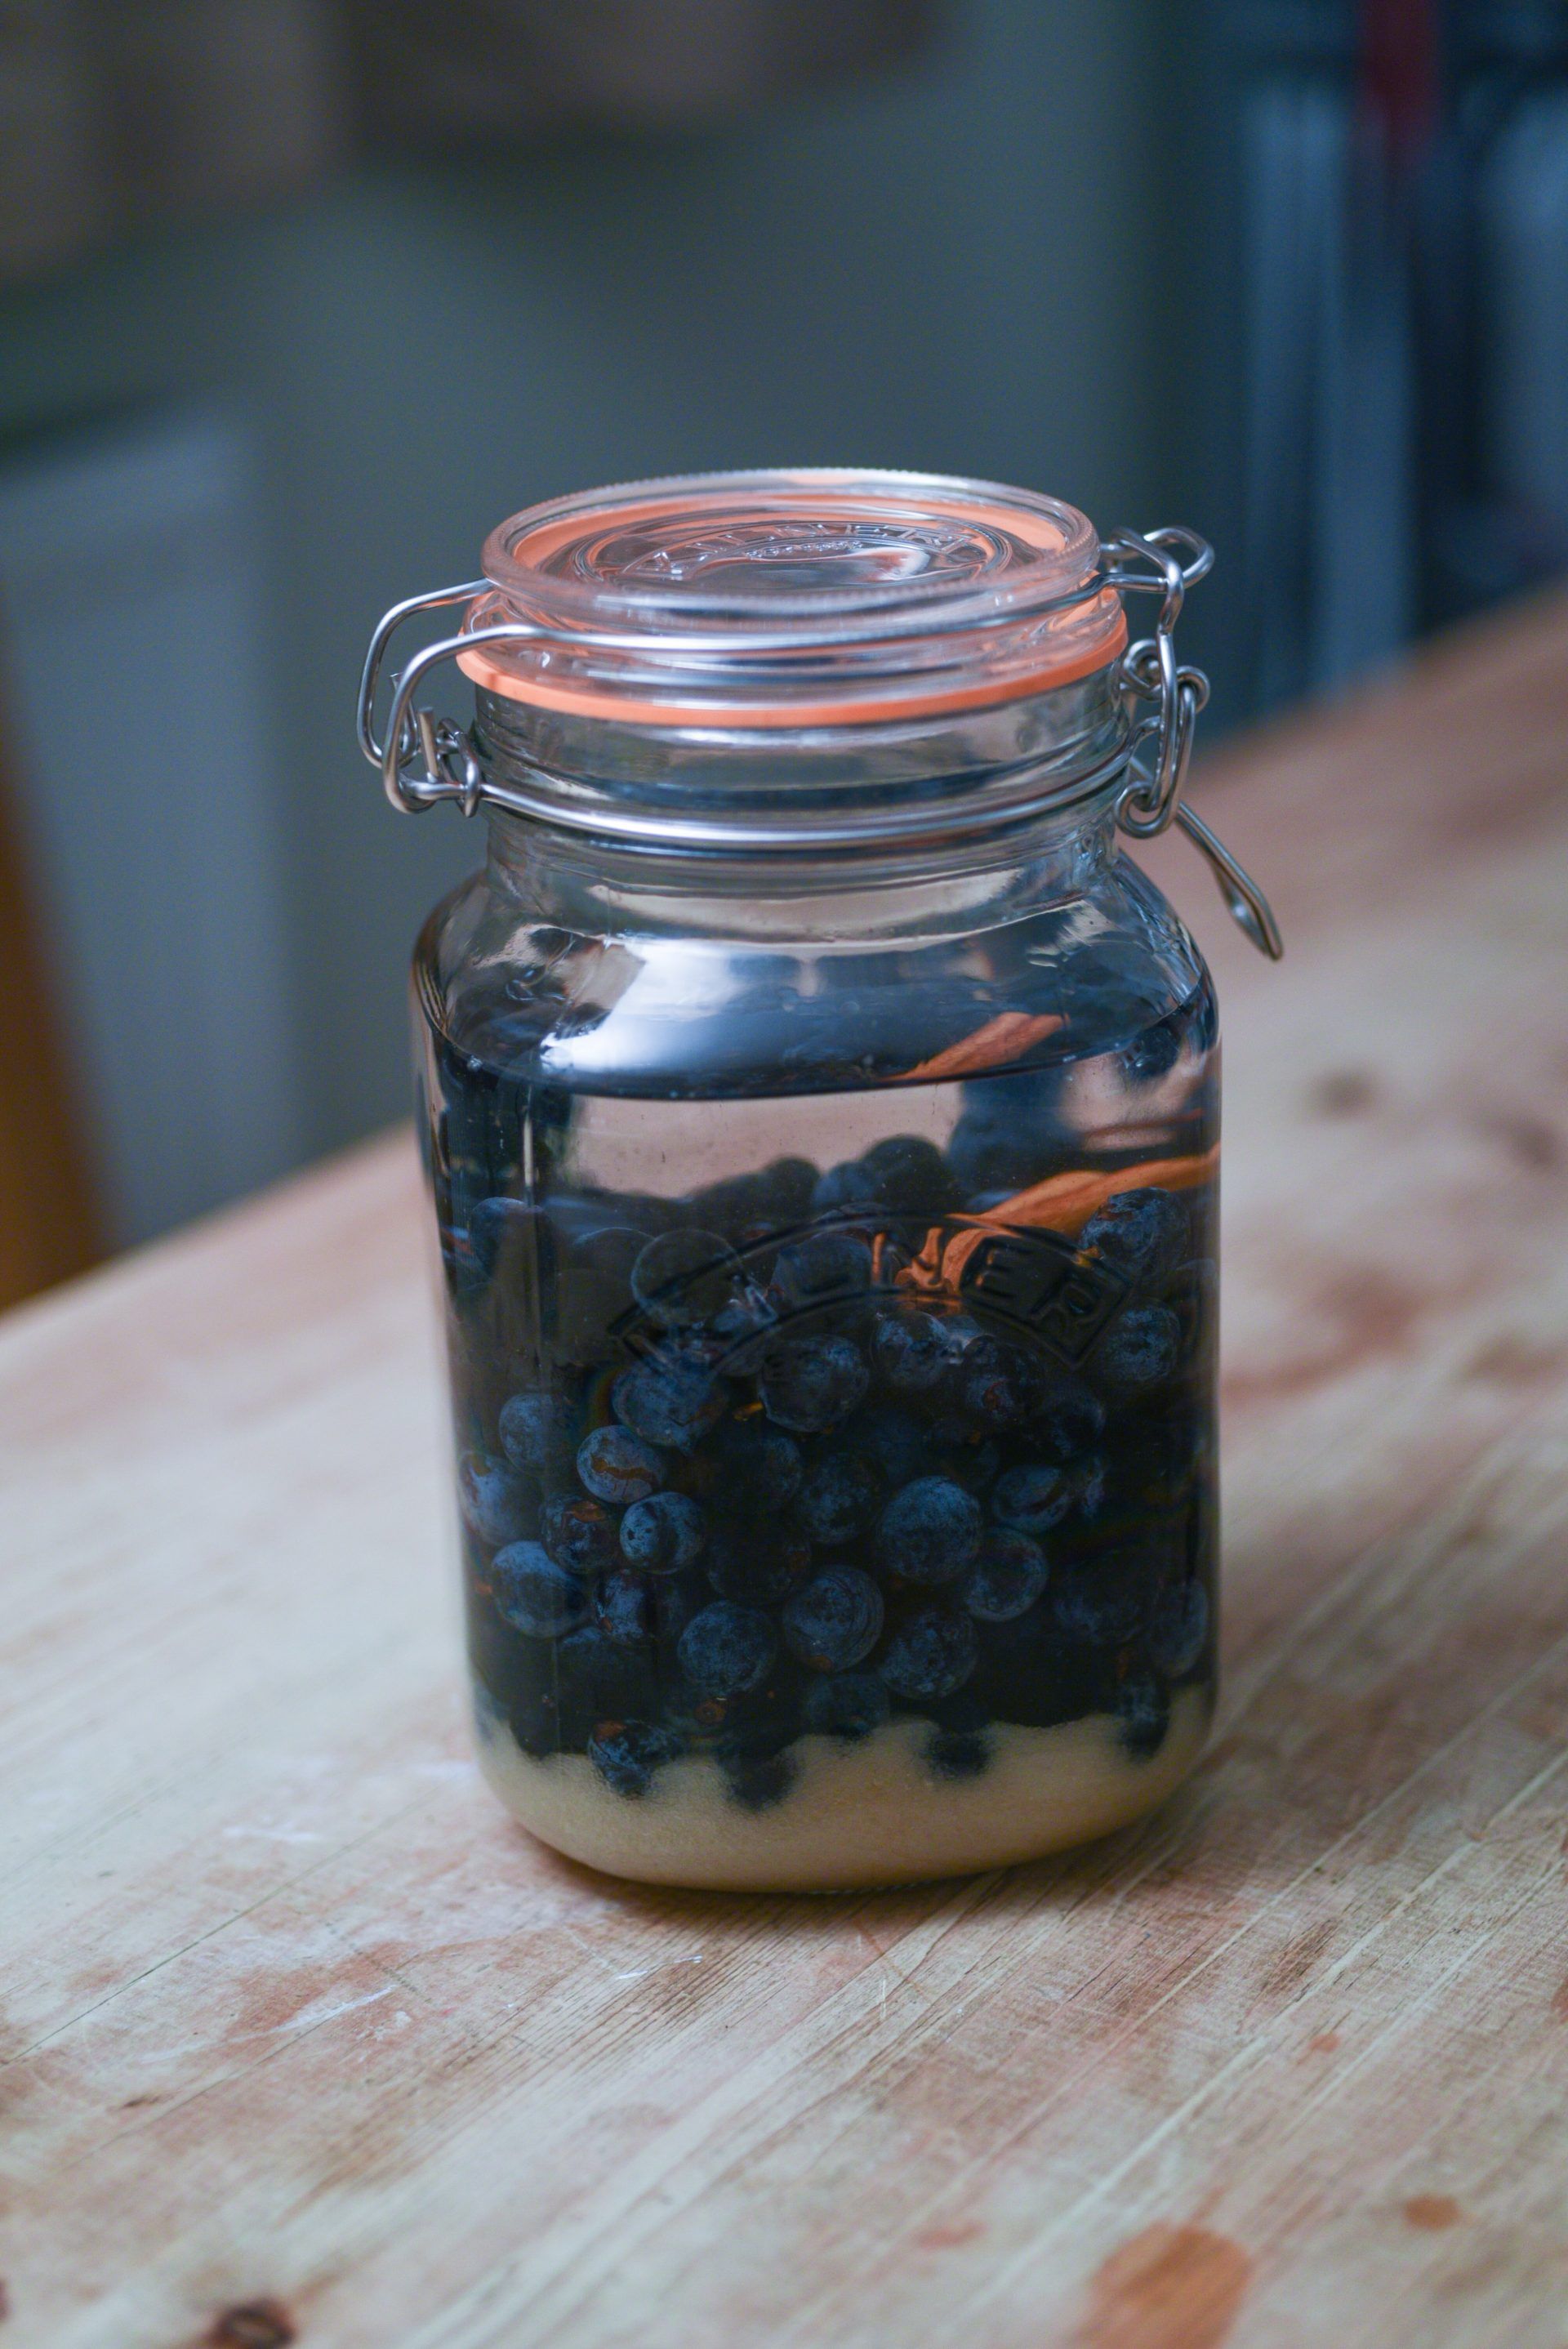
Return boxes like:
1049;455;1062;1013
456;469;1128;728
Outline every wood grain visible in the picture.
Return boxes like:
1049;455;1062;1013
5;591;1568;2347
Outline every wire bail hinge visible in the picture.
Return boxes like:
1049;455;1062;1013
1102;527;1282;959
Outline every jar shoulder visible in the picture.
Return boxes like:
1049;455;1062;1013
416;852;1214;1099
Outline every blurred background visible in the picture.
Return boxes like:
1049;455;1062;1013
0;0;1565;1305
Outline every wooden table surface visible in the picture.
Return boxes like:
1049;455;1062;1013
6;594;1568;2349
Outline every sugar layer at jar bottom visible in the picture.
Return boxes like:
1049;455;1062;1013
474;1689;1211;1891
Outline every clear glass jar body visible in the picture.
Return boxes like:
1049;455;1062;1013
412;693;1218;1890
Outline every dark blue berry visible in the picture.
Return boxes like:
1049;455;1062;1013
539;1492;619;1575
612;1353;728;1449
1094;1306;1181;1397
492;1541;590;1638
879;1607;978;1700
1120;1013;1184;1082
707;1420;804;1513
846;1404;928;1488
619;1489;706;1574
592;1567;657;1647
458;1451;530;1548
760;1335;869;1433
771;1230;874;1305
567;1222;650;1281
858;1133;962;1215
630;1228;741;1327
782;1569;884;1673
811;1158;881;1215
708;1287;779;1374
931;1434;1003;1499
925;1727;991;1780
755;1156;817;1223
586;1719;686;1797
1054;1557;1152;1647
964;1527;1049;1621
870;1308;949;1393
795;1450;884;1545
497;1392;571;1476
1027;1370;1107;1464
721;1749;798;1810
959;1335;1045;1432
991;1463;1072;1538
1160;1257;1216;1357
466;1196;546;1277
1116;1674;1171;1758
804;1671;891;1741
1062;937;1170;1047
706;1521;812;1606
1080;1187;1189;1286
678;1602;778;1697
1148;1580;1209;1675
875;1477;982;1585
577;1426;664;1506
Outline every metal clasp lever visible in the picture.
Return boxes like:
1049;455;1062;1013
1101;527;1282;960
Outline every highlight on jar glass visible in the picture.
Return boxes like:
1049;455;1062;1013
359;469;1281;1892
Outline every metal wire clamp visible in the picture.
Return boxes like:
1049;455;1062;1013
1101;527;1282;958
358;530;1281;957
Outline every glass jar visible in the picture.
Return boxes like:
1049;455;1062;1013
360;470;1278;1891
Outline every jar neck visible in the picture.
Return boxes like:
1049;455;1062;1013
483;788;1122;947
471;662;1130;945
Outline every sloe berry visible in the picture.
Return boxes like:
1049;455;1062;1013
721;1749;798;1810
593;1567;656;1647
492;1541;590;1638
709;1287;778;1375
706;1520;812;1606
870;1308;948;1393
760;1335;869;1433
539;1492;620;1576
577;1425;664;1506
858;1133;962;1216
1054;1557;1152;1647
964;1527;1049;1621
811;1158;880;1216
879;1607;978;1700
586;1719;686;1797
1094;1305;1181;1397
772;1229;874;1304
678;1602;778;1698
1027;1369;1107;1464
846;1404;928;1489
459;1450;530;1548
497;1392;572;1477
612;1353;727;1449
467;1196;545;1278
782;1568;885;1673
991;1462;1072;1538
795;1450;884;1545
925;1727;991;1780
958;1335;1044;1432
1116;1674;1171;1759
1080;1187;1189;1286
1120;1013;1183;1083
620;1489;706;1574
707;1420;804;1512
804;1671;891;1741
567;1221;649;1281
630;1228;741;1327
875;1477;982;1585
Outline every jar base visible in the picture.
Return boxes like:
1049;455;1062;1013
474;1688;1211;1892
